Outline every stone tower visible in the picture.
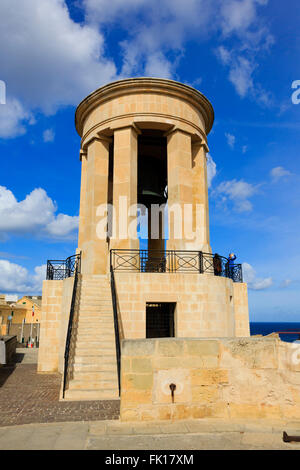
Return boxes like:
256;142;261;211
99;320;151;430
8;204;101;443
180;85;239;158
38;78;250;400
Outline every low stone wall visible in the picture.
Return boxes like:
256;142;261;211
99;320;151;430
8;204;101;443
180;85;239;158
0;335;17;364
120;337;300;422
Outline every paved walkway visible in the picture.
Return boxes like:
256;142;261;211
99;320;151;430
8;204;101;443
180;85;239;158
0;349;119;427
0;418;300;450
1;349;300;450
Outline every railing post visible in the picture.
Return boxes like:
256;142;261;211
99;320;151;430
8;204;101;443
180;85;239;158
199;251;204;274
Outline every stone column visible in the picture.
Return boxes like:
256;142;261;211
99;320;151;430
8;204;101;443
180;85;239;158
81;136;111;274
191;141;211;253
111;126;139;250
166;129;193;251
78;151;87;250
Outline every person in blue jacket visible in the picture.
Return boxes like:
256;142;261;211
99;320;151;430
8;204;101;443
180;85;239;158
227;253;237;279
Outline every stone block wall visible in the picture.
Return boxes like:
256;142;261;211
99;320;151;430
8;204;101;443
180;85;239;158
38;277;74;373
115;273;249;339
120;337;300;422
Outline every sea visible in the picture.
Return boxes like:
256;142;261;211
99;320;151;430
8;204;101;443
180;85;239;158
250;322;300;343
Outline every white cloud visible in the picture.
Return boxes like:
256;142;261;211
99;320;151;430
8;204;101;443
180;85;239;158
0;99;34;139
270;166;292;182
85;0;271;88
242;262;272;290
0;260;46;294
215;0;274;104
0;186;78;239
0;0;116;137
279;279;300;289
228;57;255;98
225;132;236;148
207;154;217;188
242;145;248;153
144;52;173;79
43;129;55;143
215;179;258;212
220;0;261;36
46;214;79;237
0;0;273;138
280;279;292;289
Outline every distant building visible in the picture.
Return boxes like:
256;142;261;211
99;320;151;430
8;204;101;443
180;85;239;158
0;295;41;334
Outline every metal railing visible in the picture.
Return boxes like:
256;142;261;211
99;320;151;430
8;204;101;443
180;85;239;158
62;261;80;399
110;263;121;396
46;254;81;280
110;249;243;282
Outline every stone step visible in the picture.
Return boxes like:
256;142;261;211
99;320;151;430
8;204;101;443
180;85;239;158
81;286;110;289
77;319;113;324
76;330;114;338
75;339;114;348
76;335;114;343
73;361;117;372
77;321;114;329
73;362;117;372
79;304;113;310
77;320;114;327
73;370;117;381
78;311;113;316
78;313;113;319
74;347;115;356
78;310;113;316
76;330;114;339
81;283;111;294
68;379;118;390
74;353;116;363
80;293;111;298
63;388;119;401
79;309;113;315
75;337;115;347
77;324;114;331
79;305;113;315
77;320;114;326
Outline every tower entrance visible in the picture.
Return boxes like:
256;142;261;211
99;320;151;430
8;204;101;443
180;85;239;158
146;302;175;338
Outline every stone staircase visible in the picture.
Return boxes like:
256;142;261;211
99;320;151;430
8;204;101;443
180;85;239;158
64;275;119;401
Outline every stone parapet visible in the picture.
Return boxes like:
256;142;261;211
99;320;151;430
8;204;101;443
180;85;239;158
120;337;300;422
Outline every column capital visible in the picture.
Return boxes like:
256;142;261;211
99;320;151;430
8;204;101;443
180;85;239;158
192;138;209;153
82;134;112;152
112;123;142;136
164;126;193;139
79;148;87;161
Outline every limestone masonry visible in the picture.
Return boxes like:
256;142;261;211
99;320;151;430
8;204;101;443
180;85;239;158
36;78;298;422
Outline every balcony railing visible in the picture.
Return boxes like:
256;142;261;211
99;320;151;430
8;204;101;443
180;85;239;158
46;254;81;281
110;249;243;283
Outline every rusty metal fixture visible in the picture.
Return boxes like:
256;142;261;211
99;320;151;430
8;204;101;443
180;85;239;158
169;383;176;403
283;431;300;443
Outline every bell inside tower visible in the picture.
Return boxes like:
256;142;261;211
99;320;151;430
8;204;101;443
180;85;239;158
138;130;168;254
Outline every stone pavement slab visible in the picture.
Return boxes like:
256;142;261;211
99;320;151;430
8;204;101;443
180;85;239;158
0;361;119;426
1;418;300;450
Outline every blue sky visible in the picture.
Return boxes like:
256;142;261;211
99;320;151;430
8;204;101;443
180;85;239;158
0;0;299;321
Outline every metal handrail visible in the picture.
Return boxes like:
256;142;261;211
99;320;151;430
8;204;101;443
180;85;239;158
110;249;243;283
110;259;121;396
62;258;80;398
46;254;81;280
